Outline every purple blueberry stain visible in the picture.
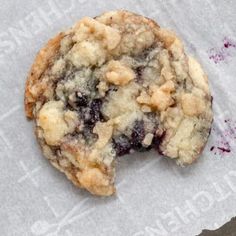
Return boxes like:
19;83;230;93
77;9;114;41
217;147;231;153
210;118;236;156
223;37;236;49
208;37;236;64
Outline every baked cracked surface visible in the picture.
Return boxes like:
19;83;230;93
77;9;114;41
25;10;213;196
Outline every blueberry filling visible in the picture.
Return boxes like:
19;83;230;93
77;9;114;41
151;131;166;154
89;99;104;124
135;44;155;61
106;85;118;94
113;135;131;156
67;95;105;143
130;120;145;151
57;43;166;156
112;118;160;156
135;66;145;83
75;92;88;107
81;99;104;127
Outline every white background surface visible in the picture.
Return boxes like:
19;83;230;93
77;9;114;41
0;0;236;235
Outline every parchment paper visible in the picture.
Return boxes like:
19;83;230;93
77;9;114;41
0;0;236;235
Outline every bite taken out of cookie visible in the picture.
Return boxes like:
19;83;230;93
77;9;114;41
25;10;213;196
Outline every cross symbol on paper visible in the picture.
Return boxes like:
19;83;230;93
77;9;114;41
0;129;12;150
18;161;41;187
0;105;20;122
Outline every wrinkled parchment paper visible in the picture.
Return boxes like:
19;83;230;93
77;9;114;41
0;0;236;235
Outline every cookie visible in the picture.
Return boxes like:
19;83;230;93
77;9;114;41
25;10;213;196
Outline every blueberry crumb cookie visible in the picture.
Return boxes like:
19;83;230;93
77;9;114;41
25;10;213;196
